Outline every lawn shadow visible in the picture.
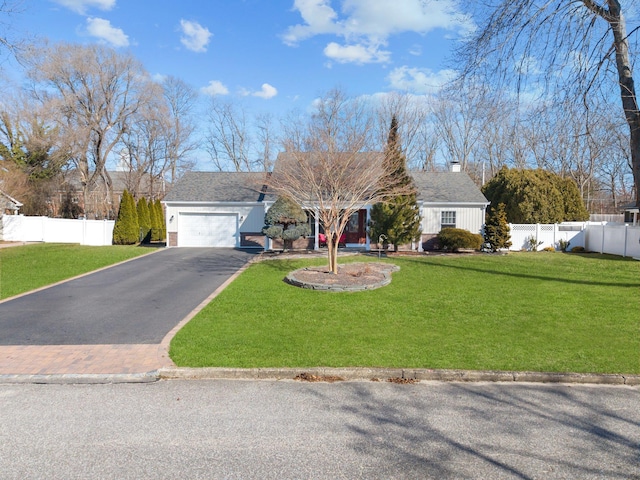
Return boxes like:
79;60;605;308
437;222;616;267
399;255;640;289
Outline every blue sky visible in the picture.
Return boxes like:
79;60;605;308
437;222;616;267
9;0;473;118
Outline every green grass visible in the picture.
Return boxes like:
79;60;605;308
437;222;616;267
170;252;640;374
0;243;156;299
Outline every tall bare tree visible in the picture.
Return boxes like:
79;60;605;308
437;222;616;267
458;0;640;206
118;83;169;199
272;89;412;273
374;92;437;170
25;42;155;217
0;0;26;61
205;99;252;171
162;76;198;184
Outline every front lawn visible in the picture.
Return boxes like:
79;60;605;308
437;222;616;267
0;243;156;299
170;252;640;374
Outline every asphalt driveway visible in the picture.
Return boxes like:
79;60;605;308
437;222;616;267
0;248;257;345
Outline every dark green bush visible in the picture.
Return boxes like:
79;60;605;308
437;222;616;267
571;246;585;253
437;228;483;252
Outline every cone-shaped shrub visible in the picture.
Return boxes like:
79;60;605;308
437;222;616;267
149;199;160;242
484;202;512;251
137;197;151;243
112;190;139;245
155;199;166;241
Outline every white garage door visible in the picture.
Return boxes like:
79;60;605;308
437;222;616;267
179;213;237;247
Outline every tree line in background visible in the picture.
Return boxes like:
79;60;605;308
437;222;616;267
0;42;198;219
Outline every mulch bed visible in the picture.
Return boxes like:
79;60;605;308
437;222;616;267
286;262;399;290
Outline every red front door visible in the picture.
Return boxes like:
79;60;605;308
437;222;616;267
344;210;367;244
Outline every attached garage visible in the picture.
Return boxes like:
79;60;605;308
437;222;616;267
178;213;237;247
163;172;272;248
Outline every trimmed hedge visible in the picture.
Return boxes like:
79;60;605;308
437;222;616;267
437;228;483;252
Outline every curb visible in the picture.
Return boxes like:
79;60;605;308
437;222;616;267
0;370;160;385
157;367;640;386
1;368;638;385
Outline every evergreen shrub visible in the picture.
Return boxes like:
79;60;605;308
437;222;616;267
112;190;139;245
437;228;483;251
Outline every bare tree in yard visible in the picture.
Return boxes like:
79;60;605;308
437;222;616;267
271;89;412;274
458;0;640;207
24;43;156;218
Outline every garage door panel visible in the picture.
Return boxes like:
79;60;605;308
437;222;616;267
179;213;237;247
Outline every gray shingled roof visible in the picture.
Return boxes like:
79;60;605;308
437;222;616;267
410;171;488;204
164;166;488;205
163;171;270;203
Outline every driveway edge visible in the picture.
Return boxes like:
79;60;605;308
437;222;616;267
158;367;640;386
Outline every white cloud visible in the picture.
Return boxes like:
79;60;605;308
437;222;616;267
240;83;278;99
86;17;129;47
179;19;212;53
324;42;389;64
201;80;229;96
53;0;116;14
152;73;168;83
283;0;475;64
252;83;278;99
387;66;457;94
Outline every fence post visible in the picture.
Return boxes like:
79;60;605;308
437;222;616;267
601;224;605;254
623;224;628;258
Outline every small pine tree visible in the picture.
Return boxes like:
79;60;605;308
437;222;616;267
112;190;139;245
137;197;151;243
484;202;512;251
367;115;422;251
262;195;310;250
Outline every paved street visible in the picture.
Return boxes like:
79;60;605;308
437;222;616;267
1;380;638;479
0;248;256;345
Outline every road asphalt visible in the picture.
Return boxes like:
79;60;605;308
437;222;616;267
1;379;638;479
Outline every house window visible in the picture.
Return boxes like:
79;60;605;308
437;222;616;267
441;211;456;228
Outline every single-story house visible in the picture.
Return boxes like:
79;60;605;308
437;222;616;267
163;154;489;250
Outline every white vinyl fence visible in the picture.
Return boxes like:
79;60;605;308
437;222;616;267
509;222;640;258
1;215;114;246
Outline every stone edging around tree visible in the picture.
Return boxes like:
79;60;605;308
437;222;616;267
285;262;400;292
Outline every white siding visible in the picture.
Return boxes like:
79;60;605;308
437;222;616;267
421;204;486;234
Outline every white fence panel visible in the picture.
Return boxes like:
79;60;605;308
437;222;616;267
585;223;640;258
1;215;114;246
509;222;640;258
509;223;585;251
